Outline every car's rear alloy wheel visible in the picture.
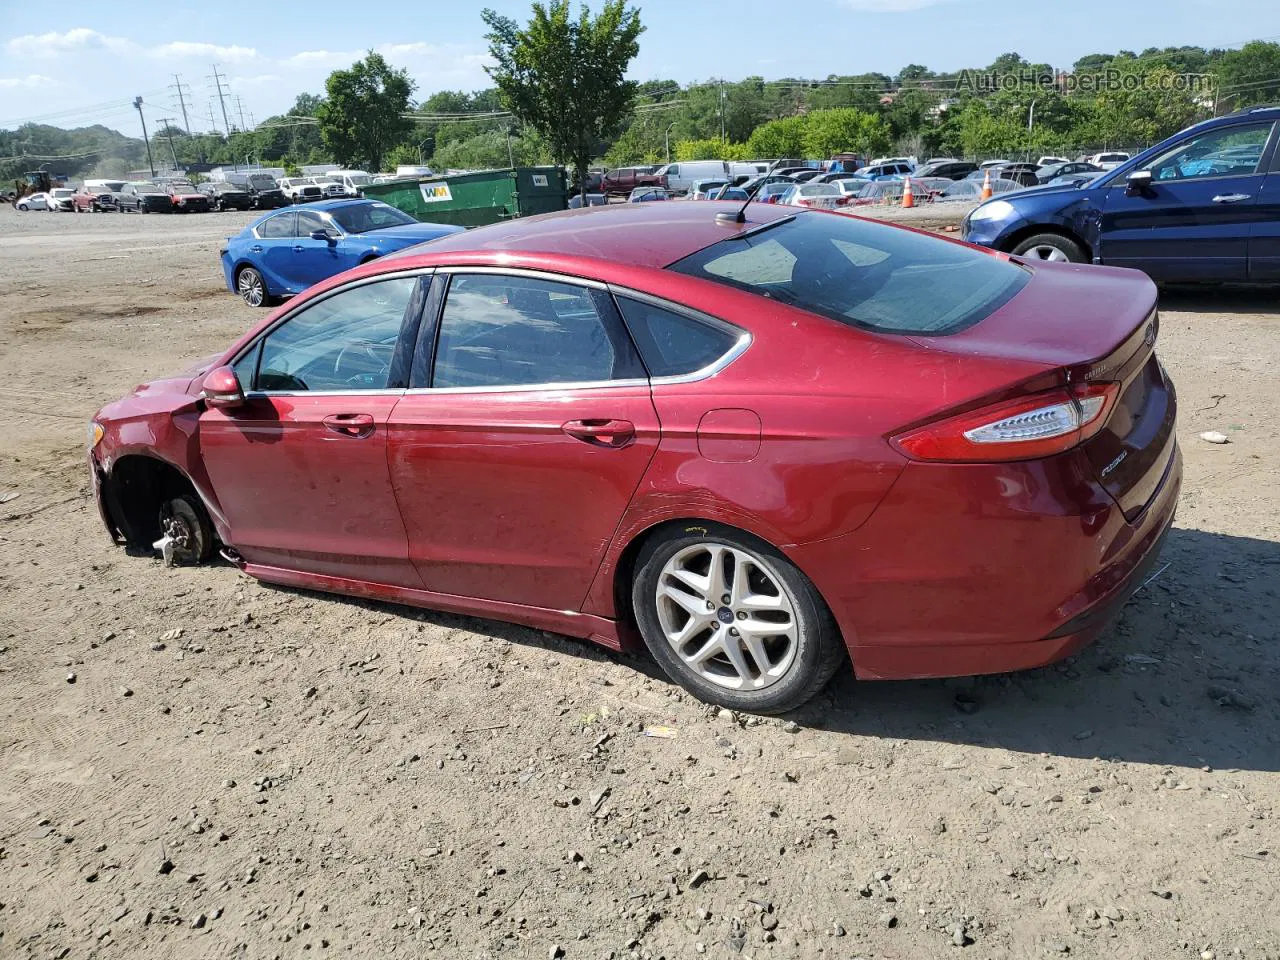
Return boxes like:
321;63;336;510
1011;233;1085;264
237;266;267;307
633;526;844;714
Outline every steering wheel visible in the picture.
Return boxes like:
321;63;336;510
333;341;391;385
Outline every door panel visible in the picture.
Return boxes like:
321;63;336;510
1097;120;1274;281
1248;172;1280;281
200;394;420;586
386;270;658;611
294;210;348;289
388;387;659;609
197;274;424;585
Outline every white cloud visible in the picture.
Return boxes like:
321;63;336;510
0;74;56;89
6;28;134;58
283;50;359;69
150;41;259;62
230;74;282;90
377;42;435;57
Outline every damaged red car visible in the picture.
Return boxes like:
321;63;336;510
88;202;1180;713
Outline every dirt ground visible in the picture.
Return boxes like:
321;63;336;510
1;203;1277;960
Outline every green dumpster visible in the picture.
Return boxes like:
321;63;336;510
361;166;568;227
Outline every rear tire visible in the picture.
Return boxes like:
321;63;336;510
631;523;845;715
1010;232;1086;263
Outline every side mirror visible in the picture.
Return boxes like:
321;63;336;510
202;366;245;409
311;229;337;244
1126;169;1152;194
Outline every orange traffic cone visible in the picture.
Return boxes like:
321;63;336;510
980;168;992;201
901;177;914;208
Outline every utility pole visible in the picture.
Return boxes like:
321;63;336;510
170;74;192;134
207;104;217;133
134;97;156;178
157;118;180;169
234;96;248;132
210;64;232;133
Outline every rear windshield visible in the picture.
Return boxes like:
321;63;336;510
667;212;1029;335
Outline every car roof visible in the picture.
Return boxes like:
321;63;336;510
386;201;795;270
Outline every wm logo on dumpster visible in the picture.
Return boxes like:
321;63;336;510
419;183;453;203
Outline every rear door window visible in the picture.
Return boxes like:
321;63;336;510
257;212;294;239
431;274;644;388
668;212;1029;335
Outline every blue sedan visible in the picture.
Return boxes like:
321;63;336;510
220;198;463;306
961;105;1280;281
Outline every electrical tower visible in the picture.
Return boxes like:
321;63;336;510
169;74;192;134
210;64;232;133
234;96;248;131
157;118;180;168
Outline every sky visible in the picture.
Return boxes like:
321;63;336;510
2;0;1276;135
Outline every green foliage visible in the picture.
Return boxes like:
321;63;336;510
1216;41;1280;109
673;138;750;161
803;109;891;158
316;51;415;170
432;129;551;170
483;0;644;189
746;115;807;158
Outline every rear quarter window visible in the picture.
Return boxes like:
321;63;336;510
668;212;1029;336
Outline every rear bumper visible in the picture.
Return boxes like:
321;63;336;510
788;441;1182;680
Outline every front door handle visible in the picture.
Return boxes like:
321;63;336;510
1212;193;1250;203
322;413;375;438
293;244;305;252
562;418;635;448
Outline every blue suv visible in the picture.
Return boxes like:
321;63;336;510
962;105;1280;282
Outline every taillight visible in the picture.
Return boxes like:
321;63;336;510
891;382;1119;462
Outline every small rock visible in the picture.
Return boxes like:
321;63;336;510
568;850;583;863
689;868;710;889
694;944;706;955
832;923;845;937
190;913;206;929
874;870;890;882
1047;794;1064;804
951;925;969;947
782;721;800;734
1101;905;1123;921
65;672;76;684
1050;941;1069;953
120;686;133;698
1199;431;1229;445
761;914;778;931
223;779;236;789
930;817;947;836
304;686;318;698
158;858;174;875
150;642;165;652
549;945;564;959
880;911;898;928
1201;952;1216;960
1151;888;1172;900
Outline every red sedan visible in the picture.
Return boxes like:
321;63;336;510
88;202;1180;714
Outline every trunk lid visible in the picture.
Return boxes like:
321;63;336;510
911;259;1176;519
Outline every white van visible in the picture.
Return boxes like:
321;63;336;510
654;160;729;195
395;164;435;179
325;170;374;196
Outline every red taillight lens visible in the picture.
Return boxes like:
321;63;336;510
891;383;1119;462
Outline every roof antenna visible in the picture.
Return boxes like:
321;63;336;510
717;157;782;225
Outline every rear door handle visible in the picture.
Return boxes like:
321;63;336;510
562;418;635;448
322;413;375;438
249;244;263;253
293;244;304;252
1212;193;1250;203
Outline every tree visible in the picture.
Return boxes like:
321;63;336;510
746;115;807;158
316;52;415;171
483;0;643;192
1215;41;1280;110
802;108;891;158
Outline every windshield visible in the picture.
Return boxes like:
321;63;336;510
169;182;196;192
51;189;73;197
347;175;371;186
668;212;1029;335
131;182;162;194
248;175;277;190
328;201;417;234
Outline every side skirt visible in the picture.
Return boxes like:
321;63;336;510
240;561;623;651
